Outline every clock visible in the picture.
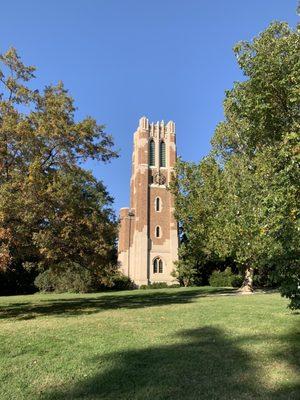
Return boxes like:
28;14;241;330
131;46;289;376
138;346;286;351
153;172;166;185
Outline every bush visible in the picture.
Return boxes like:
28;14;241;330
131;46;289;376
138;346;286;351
231;275;244;288
253;271;278;289
111;274;135;290
171;261;196;287
151;282;168;289
140;282;169;290
34;264;94;293
280;278;300;310
209;268;235;287
34;270;54;292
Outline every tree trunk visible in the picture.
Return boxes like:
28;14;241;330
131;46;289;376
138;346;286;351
239;267;254;293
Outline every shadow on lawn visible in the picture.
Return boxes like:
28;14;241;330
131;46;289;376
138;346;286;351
43;326;300;400
0;288;236;320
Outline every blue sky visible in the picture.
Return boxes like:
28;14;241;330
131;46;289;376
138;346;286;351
1;1;298;212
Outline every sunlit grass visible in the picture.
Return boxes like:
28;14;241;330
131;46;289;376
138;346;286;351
0;287;299;399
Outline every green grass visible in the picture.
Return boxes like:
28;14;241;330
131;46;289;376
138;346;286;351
0;287;299;400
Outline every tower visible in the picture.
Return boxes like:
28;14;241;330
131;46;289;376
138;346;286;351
118;116;179;286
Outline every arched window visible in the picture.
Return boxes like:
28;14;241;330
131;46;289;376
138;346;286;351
153;258;163;273
159;259;163;273
159;141;166;167
155;226;161;238
149;140;155;166
153;258;158;273
155;197;161;212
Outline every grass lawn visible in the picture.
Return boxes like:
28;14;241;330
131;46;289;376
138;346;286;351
0;287;299;400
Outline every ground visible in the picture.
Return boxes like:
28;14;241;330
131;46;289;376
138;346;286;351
0;287;299;400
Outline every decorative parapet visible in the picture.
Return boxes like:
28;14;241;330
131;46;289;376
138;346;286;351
139;116;175;138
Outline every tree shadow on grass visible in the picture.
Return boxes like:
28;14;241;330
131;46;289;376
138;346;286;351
43;326;300;400
0;288;236;320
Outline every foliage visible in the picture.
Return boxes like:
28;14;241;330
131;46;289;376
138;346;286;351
0;264;37;295
140;282;169;290
35;269;135;294
171;259;197;287
110;274;135;291
231;275;244;288
280;280;300;310
209;268;235;287
34;263;95;293
0;47;119;294
171;22;300;307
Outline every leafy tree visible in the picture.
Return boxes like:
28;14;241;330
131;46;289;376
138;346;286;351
172;22;300;308
0;48;118;293
170;157;238;287
212;22;300;304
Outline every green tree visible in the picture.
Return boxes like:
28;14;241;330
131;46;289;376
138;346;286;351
0;48;118;293
172;22;300;308
212;22;300;304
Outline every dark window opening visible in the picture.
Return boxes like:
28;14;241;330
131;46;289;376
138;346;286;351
153;258;158;273
159;259;163;273
155;226;160;237
155;197;160;211
159;141;166;167
149;140;155;166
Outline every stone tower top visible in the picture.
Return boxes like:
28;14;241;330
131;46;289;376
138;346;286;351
138;116;149;131
138;116;176;136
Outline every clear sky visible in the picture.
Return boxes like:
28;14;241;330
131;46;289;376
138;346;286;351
1;1;298;212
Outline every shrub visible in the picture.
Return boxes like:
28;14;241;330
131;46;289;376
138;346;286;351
139;282;169;290
231;275;244;288
253;271;278;288
280;278;300;310
171;261;196;287
34;270;55;292
34;264;94;293
111;274;135;290
150;282;168;289
209;268;234;287
139;285;148;290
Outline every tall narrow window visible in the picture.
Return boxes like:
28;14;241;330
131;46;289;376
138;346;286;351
153;258;158;273
159;141;166;167
155;226;160;238
159;259;163;273
149;140;155;166
155;197;160;212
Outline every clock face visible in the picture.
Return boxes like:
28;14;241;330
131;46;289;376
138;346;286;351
154;172;166;185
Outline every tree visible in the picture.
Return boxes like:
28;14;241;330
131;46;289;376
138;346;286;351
0;48;119;293
170;157;236;286
212;22;300;304
172;22;300;308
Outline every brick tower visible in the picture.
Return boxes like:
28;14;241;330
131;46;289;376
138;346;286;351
118;116;179;286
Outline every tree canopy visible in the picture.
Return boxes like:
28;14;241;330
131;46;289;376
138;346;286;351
171;22;300;308
0;48;119;294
